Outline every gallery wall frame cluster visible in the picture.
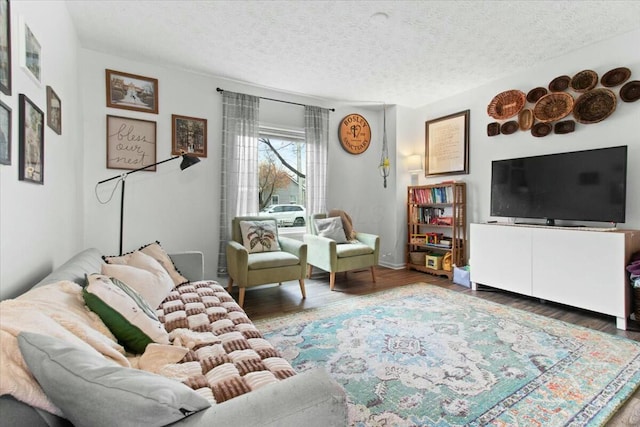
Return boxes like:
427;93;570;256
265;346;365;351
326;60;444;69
0;0;63;184
105;68;208;172
486;66;639;138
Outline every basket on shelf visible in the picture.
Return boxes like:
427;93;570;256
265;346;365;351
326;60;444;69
409;252;427;265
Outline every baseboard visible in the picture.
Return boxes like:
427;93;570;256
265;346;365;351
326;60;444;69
379;261;405;270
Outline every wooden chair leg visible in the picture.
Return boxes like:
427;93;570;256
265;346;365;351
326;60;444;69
330;272;336;291
370;266;376;283
307;264;313;278
227;278;234;293
238;287;246;308
298;279;306;299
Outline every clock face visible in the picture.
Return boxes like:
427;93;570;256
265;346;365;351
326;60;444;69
338;114;371;154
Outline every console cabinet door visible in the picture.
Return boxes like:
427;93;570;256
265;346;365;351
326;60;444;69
470;224;532;295
532;229;626;317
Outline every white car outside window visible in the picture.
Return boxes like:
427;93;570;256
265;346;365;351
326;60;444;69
259;204;306;227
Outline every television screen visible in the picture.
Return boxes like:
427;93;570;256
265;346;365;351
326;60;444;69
490;146;627;224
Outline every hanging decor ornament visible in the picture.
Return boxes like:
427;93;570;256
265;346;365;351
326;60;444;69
379;104;390;188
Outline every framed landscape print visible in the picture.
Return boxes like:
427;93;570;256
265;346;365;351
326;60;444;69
106;115;156;171
18;94;44;184
106;69;158;114
0;0;11;95
171;114;207;157
46;86;61;134
19;16;41;85
0;99;10;165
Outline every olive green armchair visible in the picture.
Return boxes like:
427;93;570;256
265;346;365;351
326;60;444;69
304;213;380;291
226;216;307;307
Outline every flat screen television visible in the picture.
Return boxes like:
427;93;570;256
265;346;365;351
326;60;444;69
490;146;627;225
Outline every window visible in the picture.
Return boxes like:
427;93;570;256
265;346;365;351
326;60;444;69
258;125;306;229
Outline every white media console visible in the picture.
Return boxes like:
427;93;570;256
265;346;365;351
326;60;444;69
470;223;640;330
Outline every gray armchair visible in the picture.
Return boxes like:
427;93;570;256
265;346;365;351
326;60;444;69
226;216;307;307
304;213;380;291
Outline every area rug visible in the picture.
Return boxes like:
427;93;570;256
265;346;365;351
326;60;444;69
254;283;640;427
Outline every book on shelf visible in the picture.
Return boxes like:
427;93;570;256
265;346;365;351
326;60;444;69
411;185;455;204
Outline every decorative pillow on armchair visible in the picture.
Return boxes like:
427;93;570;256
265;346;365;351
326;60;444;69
239;220;281;253
315;216;348;243
83;274;169;354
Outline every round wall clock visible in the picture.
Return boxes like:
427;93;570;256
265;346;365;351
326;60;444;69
338;113;371;154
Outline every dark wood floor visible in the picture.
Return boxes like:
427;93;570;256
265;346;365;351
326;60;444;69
223;266;640;426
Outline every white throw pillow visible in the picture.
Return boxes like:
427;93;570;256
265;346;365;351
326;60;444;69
315;216;348;243
83;274;169;354
102;251;174;309
239;220;281;253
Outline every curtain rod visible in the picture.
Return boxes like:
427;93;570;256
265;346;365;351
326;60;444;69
216;87;335;112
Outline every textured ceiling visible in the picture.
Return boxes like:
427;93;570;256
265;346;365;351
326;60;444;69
65;0;640;108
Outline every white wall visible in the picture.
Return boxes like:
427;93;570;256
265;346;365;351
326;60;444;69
396;29;640;257
0;1;82;299
3;14;637;299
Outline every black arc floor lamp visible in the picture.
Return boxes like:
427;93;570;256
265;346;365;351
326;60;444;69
96;153;200;255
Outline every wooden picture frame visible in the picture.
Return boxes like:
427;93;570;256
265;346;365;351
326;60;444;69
46;86;61;135
18;94;44;183
171;114;207;157
0;99;11;164
19;16;41;86
106;69;158;114
425;109;470;176
0;0;11;95
106;115;156;171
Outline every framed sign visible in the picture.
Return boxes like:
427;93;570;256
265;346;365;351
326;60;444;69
19;16;41;85
425;110;470;176
18;94;44;183
106;115;156;171
338;113;371;154
0;0;11;95
46;86;61;135
106;69;158;114
171;114;207;157
0;99;10;165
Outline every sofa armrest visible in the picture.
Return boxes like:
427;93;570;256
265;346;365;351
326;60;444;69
169;251;204;282
166;368;347;427
278;236;307;263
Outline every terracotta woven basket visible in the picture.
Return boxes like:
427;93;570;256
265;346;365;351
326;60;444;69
487;90;526;120
409;252;427;265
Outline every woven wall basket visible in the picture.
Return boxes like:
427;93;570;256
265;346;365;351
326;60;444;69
573;89;617;124
533;92;574;123
487;90;526;120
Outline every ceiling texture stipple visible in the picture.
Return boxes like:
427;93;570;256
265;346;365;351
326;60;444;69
65;0;640;108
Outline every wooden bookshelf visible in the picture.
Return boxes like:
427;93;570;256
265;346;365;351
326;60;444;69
406;182;466;279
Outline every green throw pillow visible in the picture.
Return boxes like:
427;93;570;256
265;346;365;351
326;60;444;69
83;274;169;354
18;332;210;427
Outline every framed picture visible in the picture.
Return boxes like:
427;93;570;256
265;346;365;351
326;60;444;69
0;0;11;95
106;115;156;171
19;16;41;85
18;94;44;184
171;114;207;157
425;109;470;176
106;69;158;114
46;86;61;135
0;99;10;164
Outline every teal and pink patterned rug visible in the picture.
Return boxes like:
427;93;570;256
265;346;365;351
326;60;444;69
254;283;640;426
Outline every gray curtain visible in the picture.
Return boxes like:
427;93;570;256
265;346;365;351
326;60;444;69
217;91;260;275
304;106;330;216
